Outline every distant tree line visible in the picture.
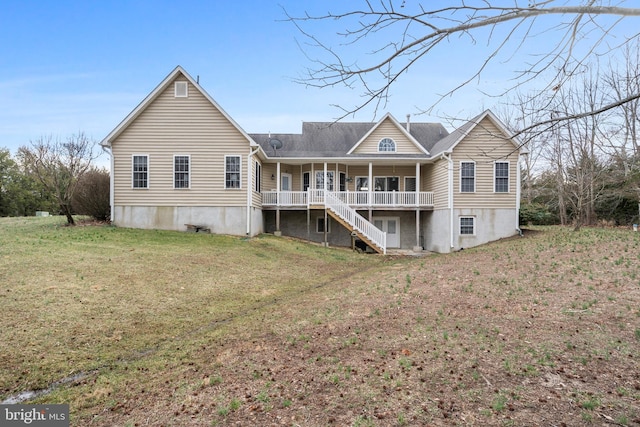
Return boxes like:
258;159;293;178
0;133;109;223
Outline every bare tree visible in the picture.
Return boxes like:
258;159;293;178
18;133;97;225
286;1;640;126
498;92;550;203
602;41;640;220
545;68;610;230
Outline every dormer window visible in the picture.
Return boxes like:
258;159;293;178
378;138;396;152
174;81;188;97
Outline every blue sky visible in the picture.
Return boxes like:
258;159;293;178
1;1;637;166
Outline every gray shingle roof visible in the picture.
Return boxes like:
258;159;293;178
250;121;449;158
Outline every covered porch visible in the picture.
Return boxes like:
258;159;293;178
261;189;434;209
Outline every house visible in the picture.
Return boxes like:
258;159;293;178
100;66;527;254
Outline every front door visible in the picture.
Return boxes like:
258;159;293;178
281;173;292;191
373;217;400;248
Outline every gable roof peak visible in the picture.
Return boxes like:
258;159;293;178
346;112;430;155
100;65;256;148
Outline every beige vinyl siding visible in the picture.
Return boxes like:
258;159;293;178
112;76;251;207
262;164;277;191
352;118;423;154
452;117;519;209
426;159;450;209
251;158;263;207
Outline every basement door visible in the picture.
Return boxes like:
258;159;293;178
373;217;400;248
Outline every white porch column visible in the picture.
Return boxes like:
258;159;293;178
368;162;373;207
415;210;422;251
415;162;420;207
275;161;281;235
323;162;328;206
323;162;327;191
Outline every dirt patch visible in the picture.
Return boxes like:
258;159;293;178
72;227;640;426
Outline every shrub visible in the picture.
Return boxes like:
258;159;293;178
72;167;110;221
520;202;558;225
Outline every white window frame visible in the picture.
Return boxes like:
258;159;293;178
315;171;334;191
378;137;396;152
302;171;310;191
173;155;190;189
224;155;242;189
355;176;369;191
174;81;188;98
281;173;292;191
404;176;417;192
460;216;475;236
494;161;510;193
132;154;149;189
460;161;476;193
316;217;331;233
374;176;400;192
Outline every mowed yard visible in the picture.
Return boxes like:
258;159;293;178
1;217;639;426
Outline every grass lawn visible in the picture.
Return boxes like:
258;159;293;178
1;216;639;426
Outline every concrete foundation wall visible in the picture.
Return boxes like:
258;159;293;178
423;208;518;253
264;210;354;247
423;209;452;253
113;205;263;236
455;208;517;250
264;209;517;253
264;209;422;249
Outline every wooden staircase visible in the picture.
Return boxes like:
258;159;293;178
325;210;384;254
323;192;387;254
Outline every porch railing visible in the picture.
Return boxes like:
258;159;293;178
262;190;434;208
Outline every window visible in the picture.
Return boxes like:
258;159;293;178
405;177;417;192
315;171;334;190
174;81;188;97
316;217;331;233
339;172;346;192
173;155;190;189
460;162;475;193
225;155;241;189
494;161;509;193
460;217;475;235
303;172;310;191
132;155;148;189
255;162;262;192
378;138;396;152
356;176;368;191
374;177;399;191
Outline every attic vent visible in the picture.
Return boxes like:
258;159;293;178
174;81;188;98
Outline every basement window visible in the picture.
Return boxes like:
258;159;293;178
460;217;475;235
316;217;331;233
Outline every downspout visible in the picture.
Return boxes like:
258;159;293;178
442;153;454;250
515;153;523;237
246;146;260;236
102;144;114;224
